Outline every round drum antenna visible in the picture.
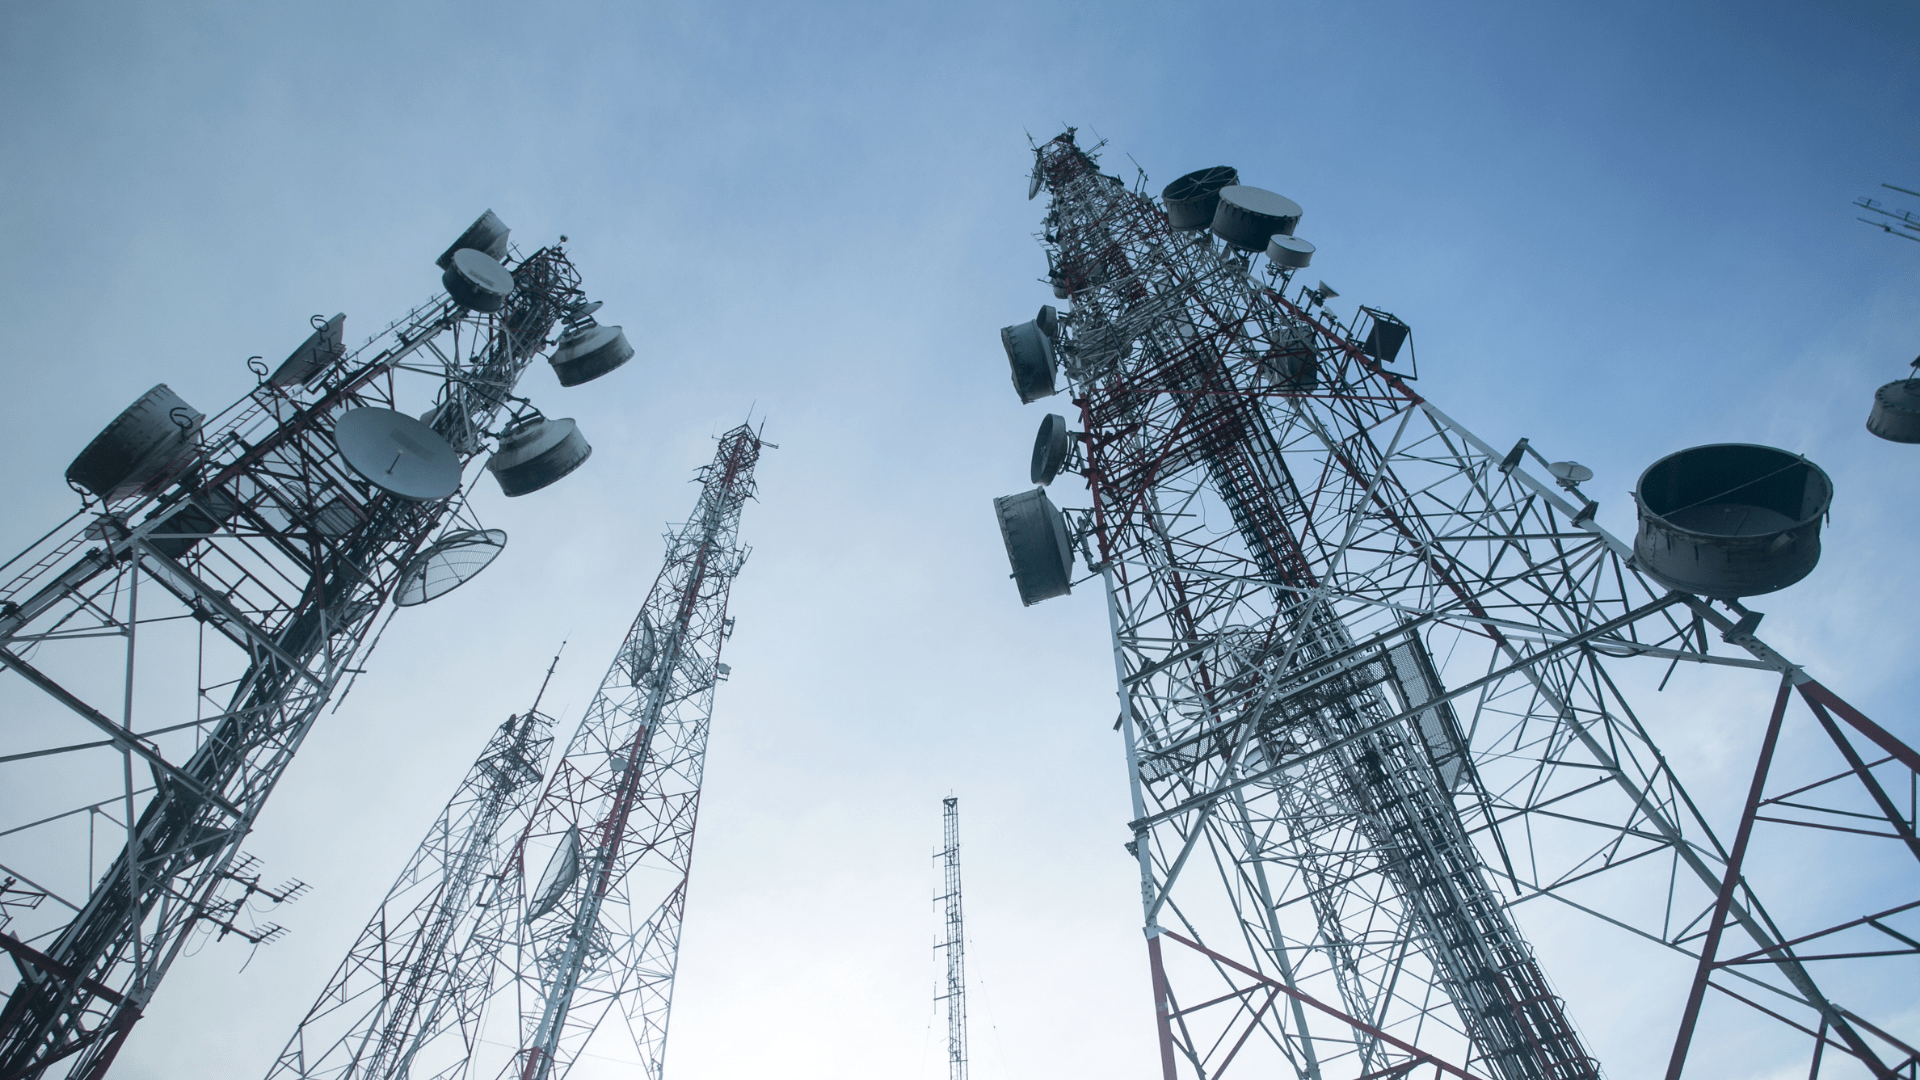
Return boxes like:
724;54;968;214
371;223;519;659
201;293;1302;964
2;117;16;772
443;248;516;312
486;417;592;497
334;408;463;501
1211;185;1303;251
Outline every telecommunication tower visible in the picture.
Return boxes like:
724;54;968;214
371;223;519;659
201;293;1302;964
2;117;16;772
264;654;563;1080
935;797;968;1080
472;423;765;1080
993;132;1917;1078
0;210;635;1078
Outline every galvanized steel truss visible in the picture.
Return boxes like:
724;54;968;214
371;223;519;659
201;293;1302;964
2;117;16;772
0;243;589;1079
1025;131;1918;1079
475;424;761;1080
263;662;559;1080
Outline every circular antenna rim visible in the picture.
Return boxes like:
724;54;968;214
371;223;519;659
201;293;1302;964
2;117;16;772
393;527;508;607
334;407;463;501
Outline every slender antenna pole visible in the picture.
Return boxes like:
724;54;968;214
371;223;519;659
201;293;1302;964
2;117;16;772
935;797;968;1080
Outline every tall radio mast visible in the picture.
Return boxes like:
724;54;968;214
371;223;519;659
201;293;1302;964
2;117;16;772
935;797;967;1080
264;654;563;1080
0;210;635;1079
993;132;1917;1078
484;423;766;1080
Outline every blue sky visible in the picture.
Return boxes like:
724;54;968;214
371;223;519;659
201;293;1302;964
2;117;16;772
1;3;1916;1078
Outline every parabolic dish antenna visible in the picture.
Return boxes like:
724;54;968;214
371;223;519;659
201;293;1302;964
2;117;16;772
1028;164;1043;201
334;407;463;501
1548;461;1594;485
527;827;581;922
393;528;507;607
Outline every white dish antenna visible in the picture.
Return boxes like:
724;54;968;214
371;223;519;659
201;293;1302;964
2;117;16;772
1548;461;1594;486
393;528;507;607
527;827;581;922
334;407;463;501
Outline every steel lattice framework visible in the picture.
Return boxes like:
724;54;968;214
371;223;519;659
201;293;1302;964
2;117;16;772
0;232;600;1079
936;797;968;1080
264;657;561;1080
1015;131;1918;1080
468;423;763;1080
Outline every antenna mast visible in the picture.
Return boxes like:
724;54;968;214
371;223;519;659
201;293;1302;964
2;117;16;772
0;211;633;1079
485;423;765;1080
264;655;563;1080
935;797;967;1080
995;132;1918;1078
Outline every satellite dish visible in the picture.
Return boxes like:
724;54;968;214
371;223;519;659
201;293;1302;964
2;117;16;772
1547;461;1594;485
548;324;634;387
1210;185;1303;251
569;300;604;322
1266;235;1315;270
442;248;516;312
437;210;511;270
486;417;592;497
270;314;346;388
334;408;463;501
393;528;507;607
1031;413;1072;486
527;827;581;922
1028;165;1043;201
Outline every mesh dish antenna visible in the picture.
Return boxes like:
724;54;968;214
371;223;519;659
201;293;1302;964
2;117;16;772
334;407;463;501
393;528;508;607
527;827;581;922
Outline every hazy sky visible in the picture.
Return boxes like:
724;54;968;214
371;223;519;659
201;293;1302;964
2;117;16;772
1;3;1916;1078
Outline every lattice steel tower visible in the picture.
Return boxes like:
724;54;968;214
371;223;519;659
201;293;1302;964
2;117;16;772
0;210;636;1078
935;797;968;1080
264;654;563;1080
468;423;765;1080
992;132;1917;1079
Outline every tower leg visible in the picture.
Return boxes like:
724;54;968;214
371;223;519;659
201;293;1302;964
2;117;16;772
1147;932;1179;1080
